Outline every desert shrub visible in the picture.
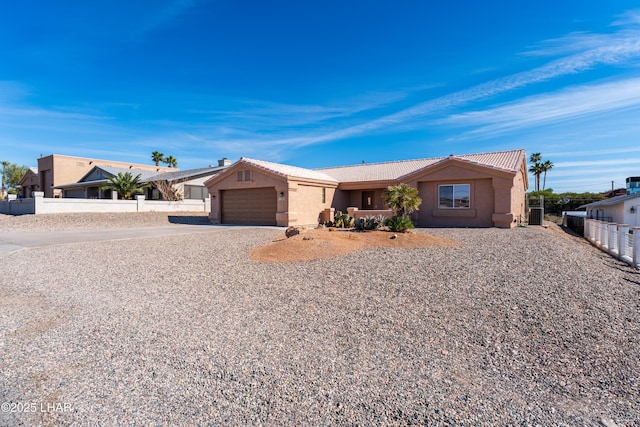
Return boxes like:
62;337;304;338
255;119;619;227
354;214;384;231
384;215;414;233
324;211;354;228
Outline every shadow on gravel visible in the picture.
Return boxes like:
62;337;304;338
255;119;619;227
168;215;212;225
623;277;640;286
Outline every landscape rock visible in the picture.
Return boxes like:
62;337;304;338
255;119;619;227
285;226;307;238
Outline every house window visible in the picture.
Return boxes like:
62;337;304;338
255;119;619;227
439;184;470;208
184;185;208;200
244;170;251;181
322;187;326;203
237;171;244;181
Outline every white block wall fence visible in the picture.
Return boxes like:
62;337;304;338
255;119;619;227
0;192;210;215
584;218;640;269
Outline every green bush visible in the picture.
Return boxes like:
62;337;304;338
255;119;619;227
384;215;414;233
324;211;354;228
382;183;422;217
354;214;385;231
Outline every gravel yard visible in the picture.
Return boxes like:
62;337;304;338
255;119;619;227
0;214;639;426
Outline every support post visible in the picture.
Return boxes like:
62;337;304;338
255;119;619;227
33;191;44;214
634;227;640;269
136;195;145;212
619;225;629;259
608;224;617;255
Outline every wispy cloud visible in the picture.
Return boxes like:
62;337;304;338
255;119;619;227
271;11;640;147
554;158;640;168
547;145;640;158
138;0;199;36
190;89;411;130
439;77;640;138
613;9;640;26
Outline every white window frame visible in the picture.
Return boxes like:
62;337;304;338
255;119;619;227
438;184;471;209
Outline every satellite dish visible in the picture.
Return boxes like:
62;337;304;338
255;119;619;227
560;197;570;204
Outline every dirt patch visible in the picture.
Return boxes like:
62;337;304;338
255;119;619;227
251;229;459;262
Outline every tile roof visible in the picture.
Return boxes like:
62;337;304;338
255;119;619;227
240;158;338;182
148;166;223;182
317;149;525;182
95;166;160;182
79;166;224;183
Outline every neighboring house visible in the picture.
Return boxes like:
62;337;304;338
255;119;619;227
627;176;640;195
581;192;640;228
36;154;175;198
204;149;529;228
18;167;39;198
55;162;229;200
602;188;627;198
55;166;160;199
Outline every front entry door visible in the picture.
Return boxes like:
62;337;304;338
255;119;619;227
362;191;375;210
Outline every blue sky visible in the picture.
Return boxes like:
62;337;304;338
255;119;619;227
1;1;639;193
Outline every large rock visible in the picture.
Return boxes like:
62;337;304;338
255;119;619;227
285;226;307;238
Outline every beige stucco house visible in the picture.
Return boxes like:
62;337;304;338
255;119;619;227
18;167;39;198
36;154;175;198
55;164;228;200
205;149;529;228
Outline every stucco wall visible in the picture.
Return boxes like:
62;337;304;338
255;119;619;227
612;203;626;224
587;201;640;228
184;176;210;186
288;182;335;226
330;189;351;213
626;201;640;228
416;178;494;227
343;188;386;211
1;193;208;215
0;198;35;215
141;198;210;213
512;167;527;223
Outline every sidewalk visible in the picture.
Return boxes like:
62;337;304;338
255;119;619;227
0;224;278;254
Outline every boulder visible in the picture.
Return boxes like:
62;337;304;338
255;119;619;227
285;226;307;238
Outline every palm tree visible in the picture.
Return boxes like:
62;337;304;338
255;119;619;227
1;161;9;200
151;151;165;167
541;160;554;191
382;183;422;218
101;172;150;200
528;152;543;192
529;152;542;165
529;162;544;192
164;155;178;168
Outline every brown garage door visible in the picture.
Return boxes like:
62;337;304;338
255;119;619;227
221;187;277;225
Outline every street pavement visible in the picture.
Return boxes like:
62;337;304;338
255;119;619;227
0;224;280;254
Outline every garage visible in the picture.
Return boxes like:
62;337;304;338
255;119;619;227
221;187;277;225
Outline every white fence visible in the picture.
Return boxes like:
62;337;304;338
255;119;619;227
584;219;640;269
0;192;210;215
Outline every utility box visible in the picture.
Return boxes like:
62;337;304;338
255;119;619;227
529;207;543;225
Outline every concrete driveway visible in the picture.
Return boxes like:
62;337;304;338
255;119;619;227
0;224;280;254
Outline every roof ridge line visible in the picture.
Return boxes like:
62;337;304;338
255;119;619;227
315;148;525;170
